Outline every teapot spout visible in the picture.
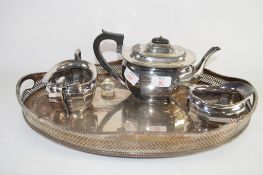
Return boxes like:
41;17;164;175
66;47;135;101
193;46;221;79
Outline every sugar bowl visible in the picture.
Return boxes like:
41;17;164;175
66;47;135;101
170;81;256;126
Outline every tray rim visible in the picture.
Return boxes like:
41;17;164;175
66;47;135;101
23;112;250;158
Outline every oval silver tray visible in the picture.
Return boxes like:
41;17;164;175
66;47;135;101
16;62;257;158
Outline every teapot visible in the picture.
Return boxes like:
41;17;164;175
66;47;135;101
93;30;220;101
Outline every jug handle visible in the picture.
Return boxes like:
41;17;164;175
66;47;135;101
93;30;126;86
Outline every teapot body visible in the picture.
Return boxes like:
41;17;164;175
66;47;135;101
122;60;193;100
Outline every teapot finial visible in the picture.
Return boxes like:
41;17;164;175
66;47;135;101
152;36;169;44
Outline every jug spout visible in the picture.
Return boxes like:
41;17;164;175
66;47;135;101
193;46;221;79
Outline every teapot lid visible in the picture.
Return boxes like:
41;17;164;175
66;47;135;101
122;36;196;68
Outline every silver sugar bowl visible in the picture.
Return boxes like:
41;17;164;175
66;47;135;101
170;81;256;126
93;30;220;101
42;49;97;115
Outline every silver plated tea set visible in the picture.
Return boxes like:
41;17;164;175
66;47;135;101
16;29;257;158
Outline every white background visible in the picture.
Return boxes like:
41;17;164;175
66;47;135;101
0;0;262;174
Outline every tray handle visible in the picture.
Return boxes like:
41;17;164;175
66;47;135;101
16;72;46;105
203;69;258;111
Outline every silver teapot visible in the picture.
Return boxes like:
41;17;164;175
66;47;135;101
93;30;220;101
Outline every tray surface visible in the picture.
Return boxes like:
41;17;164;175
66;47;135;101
16;64;257;158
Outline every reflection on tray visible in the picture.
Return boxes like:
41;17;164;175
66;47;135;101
25;86;224;134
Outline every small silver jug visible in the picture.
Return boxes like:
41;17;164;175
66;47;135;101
42;49;97;115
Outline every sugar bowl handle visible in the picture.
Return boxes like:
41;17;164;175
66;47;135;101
93;30;125;86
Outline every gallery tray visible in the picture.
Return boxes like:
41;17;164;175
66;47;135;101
16;62;257;158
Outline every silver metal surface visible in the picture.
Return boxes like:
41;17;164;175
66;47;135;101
93;30;221;101
128;36;196;66
123;46;196;68
42;49;97;114
122;60;193;100
16;64;258;158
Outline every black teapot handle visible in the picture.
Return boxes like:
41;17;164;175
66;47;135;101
93;30;125;86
